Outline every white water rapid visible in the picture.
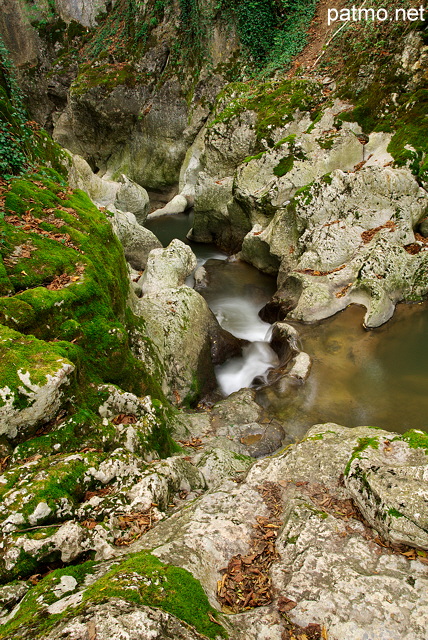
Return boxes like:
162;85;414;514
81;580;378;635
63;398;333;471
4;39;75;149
211;297;279;395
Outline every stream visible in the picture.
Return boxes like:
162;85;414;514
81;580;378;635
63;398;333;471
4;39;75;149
145;211;428;438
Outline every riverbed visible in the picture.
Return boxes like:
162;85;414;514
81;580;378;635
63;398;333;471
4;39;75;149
145;211;428;437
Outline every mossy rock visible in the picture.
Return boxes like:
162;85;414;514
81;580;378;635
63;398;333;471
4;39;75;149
0;324;75;440
0;552;227;639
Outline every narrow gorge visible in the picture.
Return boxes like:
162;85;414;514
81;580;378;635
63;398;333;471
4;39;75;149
0;1;427;639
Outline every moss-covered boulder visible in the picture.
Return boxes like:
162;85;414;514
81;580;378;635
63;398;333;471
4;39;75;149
345;429;428;549
0;325;74;440
0;552;227;640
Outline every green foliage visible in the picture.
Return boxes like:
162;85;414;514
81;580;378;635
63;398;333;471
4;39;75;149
235;0;278;63
0;39;68;181
0;168;170;446
0;39;34;179
211;77;325;143
233;0;316;69
323;0;427;186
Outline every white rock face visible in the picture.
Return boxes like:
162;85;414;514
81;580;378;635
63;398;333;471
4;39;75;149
139;239;197;294
114;175;150;224
242;165;428;327
44;600;206;640
54;0;116;28
0;361;74;440
148;194;189;218
111;210;161;270
133;423;428;639
68;154;150;221
53;575;78;598
345;435;428;549
28;502;51;526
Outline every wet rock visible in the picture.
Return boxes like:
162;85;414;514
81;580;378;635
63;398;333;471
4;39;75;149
236;422;285;458
286;352;311;381
209;321;246;366
210;388;262;427
148;194;189;218
269;322;299;364
136;240;236;403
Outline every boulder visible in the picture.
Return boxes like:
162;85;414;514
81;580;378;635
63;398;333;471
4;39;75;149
139;239;197;295
43;600;210;640
345;430;428;549
69;155;150;223
137;286;217;404
262;166;428;327
112;210;161;271
148;194;189;218
114;175;150;224
132;423;428;639
0;326;75;441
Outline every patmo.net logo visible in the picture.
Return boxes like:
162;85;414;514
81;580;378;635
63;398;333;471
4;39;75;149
327;4;426;26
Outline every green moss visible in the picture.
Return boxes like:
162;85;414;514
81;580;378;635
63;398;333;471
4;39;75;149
243;151;266;163
0;450;107;527
286;535;299;544
344;436;379;476
323;3;428;186
0;560;96;639
388;507;404;518
274;134;296;148
392;429;428;453
0;553;227;639
0;298;35;330
316;134;337;150
211;77;325;142
0;324;75;410
273;155;294;177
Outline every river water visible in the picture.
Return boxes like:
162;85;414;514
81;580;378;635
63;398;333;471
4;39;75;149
145;211;428;437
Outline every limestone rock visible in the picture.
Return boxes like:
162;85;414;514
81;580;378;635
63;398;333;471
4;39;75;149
262;166;428;327
112;210;161;271
0;581;28;620
345;431;428;549
55;0;114;28
68;153;120;208
193;447;252;488
136;424;428;639
148;194;189;218
43;599;208;640
136;286;216;404
69;155;150;224
0;327;75;441
139;240;197;295
114;175;150;224
189;173;251;253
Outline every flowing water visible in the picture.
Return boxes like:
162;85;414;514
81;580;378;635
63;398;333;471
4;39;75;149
145;211;428;437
